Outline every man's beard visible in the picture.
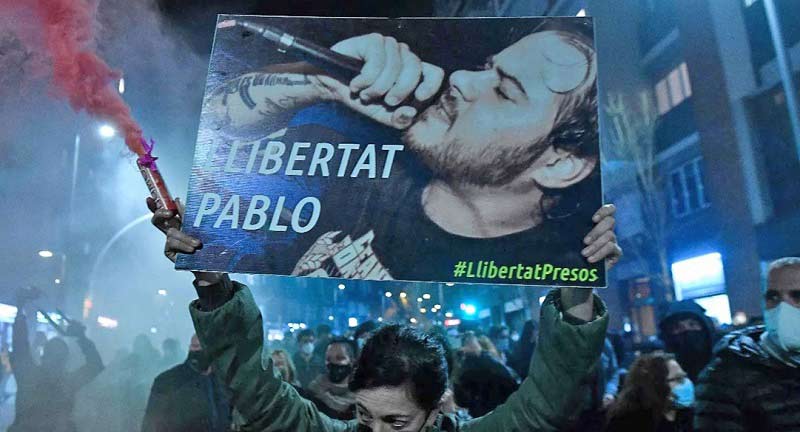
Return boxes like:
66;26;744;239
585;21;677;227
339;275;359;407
403;89;549;187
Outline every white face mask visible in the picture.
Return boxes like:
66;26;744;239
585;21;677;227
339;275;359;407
765;302;800;352
300;342;315;355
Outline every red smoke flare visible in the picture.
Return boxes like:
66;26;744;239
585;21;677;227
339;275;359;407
1;0;145;155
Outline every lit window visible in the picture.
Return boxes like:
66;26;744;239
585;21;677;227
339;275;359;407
653;62;693;115
694;294;733;325
671;252;726;300
668;157;711;218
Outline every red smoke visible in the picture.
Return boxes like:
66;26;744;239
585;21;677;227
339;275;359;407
1;0;145;155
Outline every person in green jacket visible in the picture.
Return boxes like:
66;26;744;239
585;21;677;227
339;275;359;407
149;197;620;432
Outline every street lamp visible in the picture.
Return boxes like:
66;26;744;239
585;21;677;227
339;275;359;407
338;283;346;290
384;291;392;298
98;124;116;139
38;250;54;258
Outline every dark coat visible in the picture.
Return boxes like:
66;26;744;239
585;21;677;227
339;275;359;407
141;360;231;432
694;326;800;431
453;352;519;418
606;408;693;432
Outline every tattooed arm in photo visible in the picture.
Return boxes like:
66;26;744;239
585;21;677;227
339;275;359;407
206;69;335;137
207;33;444;136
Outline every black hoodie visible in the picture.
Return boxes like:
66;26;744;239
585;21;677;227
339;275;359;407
657;300;717;381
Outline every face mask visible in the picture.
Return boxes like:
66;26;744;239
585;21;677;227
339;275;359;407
300;342;315;355
187;350;207;371
765;302;800;352
669;330;710;378
327;363;352;383
671;378;695;408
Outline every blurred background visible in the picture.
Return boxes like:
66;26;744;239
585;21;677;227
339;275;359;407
0;0;797;393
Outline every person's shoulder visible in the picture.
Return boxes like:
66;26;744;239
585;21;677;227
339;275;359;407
151;362;191;387
712;325;772;365
700;326;773;384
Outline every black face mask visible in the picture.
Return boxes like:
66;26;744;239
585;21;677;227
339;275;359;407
327;363;352;383
187;350;208;371
668;330;711;379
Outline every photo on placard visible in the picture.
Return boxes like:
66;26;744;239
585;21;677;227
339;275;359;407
177;16;605;288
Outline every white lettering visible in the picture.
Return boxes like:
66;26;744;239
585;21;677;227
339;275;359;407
242;195;271;230
193;193;221;227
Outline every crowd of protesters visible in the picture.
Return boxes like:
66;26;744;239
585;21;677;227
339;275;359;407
1;252;798;431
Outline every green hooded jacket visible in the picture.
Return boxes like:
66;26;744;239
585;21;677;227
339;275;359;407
190;281;608;432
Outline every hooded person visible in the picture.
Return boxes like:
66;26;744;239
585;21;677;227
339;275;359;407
694;257;800;431
141;334;232;432
657;300;717;382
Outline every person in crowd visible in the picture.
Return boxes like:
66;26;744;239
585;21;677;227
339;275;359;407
117;334;164;432
453;332;520;418
477;335;504;363
508;319;539;379
308;337;359;420
694;257;800;431
657;300;717;382
605;352;694;432
488;325;512;362
149;195;620;431
159;337;182;370
142;334;231;432
599;338;622;410
293;328;319;388
568;337;623;432
354;320;380;353
270;349;301;387
313;324;333;371
30;330;47;365
9;292;104;432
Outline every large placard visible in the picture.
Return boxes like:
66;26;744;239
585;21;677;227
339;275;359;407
177;15;605;287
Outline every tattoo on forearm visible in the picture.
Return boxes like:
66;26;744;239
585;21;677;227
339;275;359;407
219;73;312;111
251;73;311;87
238;76;256;109
258;95;300;117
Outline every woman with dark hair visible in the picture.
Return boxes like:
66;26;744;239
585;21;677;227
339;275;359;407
605;353;694;432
